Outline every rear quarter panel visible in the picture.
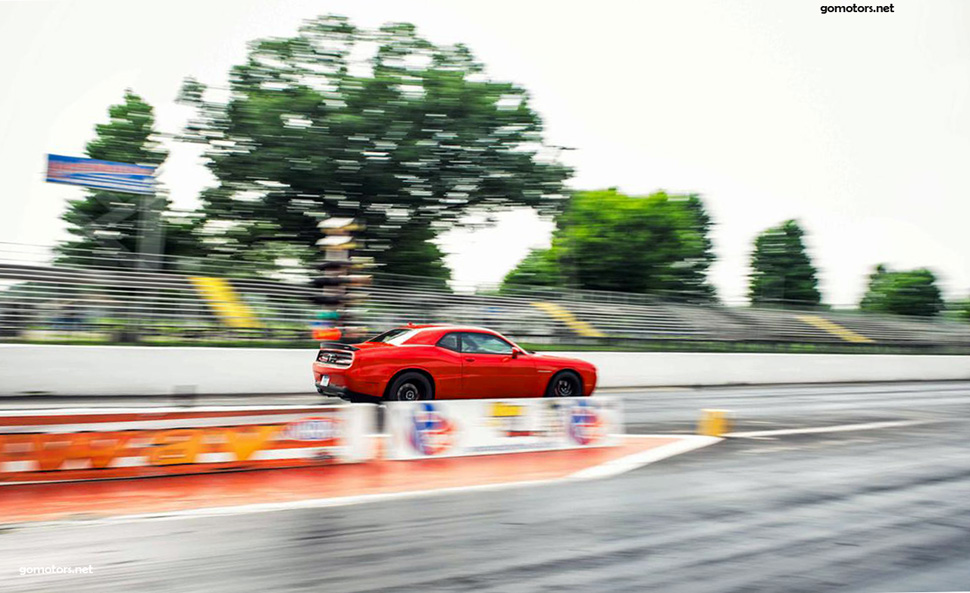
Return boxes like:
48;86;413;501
354;344;463;399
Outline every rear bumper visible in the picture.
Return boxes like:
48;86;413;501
314;380;378;403
316;381;349;399
313;363;379;402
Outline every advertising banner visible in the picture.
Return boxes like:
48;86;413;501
385;397;623;460
45;154;157;195
0;405;375;484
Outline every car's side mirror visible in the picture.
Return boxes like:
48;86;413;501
511;347;525;358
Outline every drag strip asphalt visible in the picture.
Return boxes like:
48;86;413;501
1;381;969;592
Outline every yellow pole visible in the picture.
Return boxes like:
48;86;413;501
698;409;731;436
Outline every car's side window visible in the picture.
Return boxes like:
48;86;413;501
461;332;513;355
437;332;461;352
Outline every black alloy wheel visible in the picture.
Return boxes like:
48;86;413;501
546;371;582;397
387;372;433;401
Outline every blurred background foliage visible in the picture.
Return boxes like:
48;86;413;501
56;91;200;270
860;265;944;317
502;189;715;302
747;220;821;308
47;14;968;319
176;15;571;281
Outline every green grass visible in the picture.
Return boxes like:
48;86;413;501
520;340;970;356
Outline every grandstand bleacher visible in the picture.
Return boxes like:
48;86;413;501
2;258;970;349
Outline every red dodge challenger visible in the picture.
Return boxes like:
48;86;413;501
312;324;597;402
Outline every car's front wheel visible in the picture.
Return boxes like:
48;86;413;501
386;372;433;401
546;371;582;397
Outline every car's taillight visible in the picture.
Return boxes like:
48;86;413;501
316;349;354;367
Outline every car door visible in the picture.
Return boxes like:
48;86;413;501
431;332;464;398
458;332;537;398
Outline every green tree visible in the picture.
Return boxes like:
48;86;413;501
859;265;943;317
56;91;196;270
502;189;716;301
747;220;821;307
960;299;970;322
178;15;571;279
502;246;562;288
376;224;449;285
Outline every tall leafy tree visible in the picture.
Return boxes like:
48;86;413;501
502;189;716;301
747;220;821;307
860;264;943;317
178;15;571;279
56;91;195;270
376;224;449;281
502;246;563;288
959;298;970;322
674;194;716;300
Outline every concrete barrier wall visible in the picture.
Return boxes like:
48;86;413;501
570;351;970;388
0;345;313;396
1;344;968;396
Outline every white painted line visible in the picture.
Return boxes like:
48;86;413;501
14;435;720;528
595;386;691;393
570;435;721;480
726;419;936;439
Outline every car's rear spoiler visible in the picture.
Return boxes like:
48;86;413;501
318;342;359;351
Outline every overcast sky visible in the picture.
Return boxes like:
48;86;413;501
1;0;968;305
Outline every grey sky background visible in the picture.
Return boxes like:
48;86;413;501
1;0;967;305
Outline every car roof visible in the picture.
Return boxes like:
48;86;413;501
368;325;519;347
400;324;496;333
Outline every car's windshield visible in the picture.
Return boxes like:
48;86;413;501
367;328;418;345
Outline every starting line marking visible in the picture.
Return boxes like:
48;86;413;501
726;419;937;439
19;435;721;527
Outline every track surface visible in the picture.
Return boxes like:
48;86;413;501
2;381;970;592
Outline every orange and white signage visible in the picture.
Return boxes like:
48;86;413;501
0;405;375;484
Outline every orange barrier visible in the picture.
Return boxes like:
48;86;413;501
0;435;701;523
0;406;375;484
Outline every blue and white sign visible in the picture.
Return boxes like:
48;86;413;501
45;154;156;195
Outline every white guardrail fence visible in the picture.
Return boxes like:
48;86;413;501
0;345;968;396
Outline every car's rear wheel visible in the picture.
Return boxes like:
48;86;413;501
387;372;433;401
546;371;582;397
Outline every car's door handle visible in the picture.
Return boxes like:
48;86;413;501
464;357;475;363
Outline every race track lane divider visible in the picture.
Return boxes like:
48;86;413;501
189;276;263;329
795;314;874;344
531;301;606;338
